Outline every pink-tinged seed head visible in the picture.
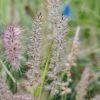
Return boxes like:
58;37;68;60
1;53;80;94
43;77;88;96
3;24;21;69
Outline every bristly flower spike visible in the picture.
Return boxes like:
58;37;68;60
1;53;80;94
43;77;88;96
45;0;72;96
65;26;80;70
76;67;91;100
3;24;21;69
0;76;13;100
26;12;43;88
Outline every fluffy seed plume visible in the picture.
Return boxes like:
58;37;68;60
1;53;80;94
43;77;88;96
76;67;91;100
47;0;60;26
65;26;80;70
26;12;43;88
47;0;69;74
59;26;80;95
0;76;13;100
45;0;70;96
3;24;21;69
14;92;33;100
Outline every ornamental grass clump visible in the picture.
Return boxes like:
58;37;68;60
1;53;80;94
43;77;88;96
1;0;81;99
26;12;43;88
3;24;21;69
44;0;73;96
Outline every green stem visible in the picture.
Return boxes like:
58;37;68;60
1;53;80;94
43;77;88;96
0;59;16;83
39;53;50;97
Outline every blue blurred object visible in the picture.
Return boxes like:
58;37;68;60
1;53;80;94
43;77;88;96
62;4;71;16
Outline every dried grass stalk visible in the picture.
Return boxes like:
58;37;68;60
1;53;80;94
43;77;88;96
76;67;91;100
